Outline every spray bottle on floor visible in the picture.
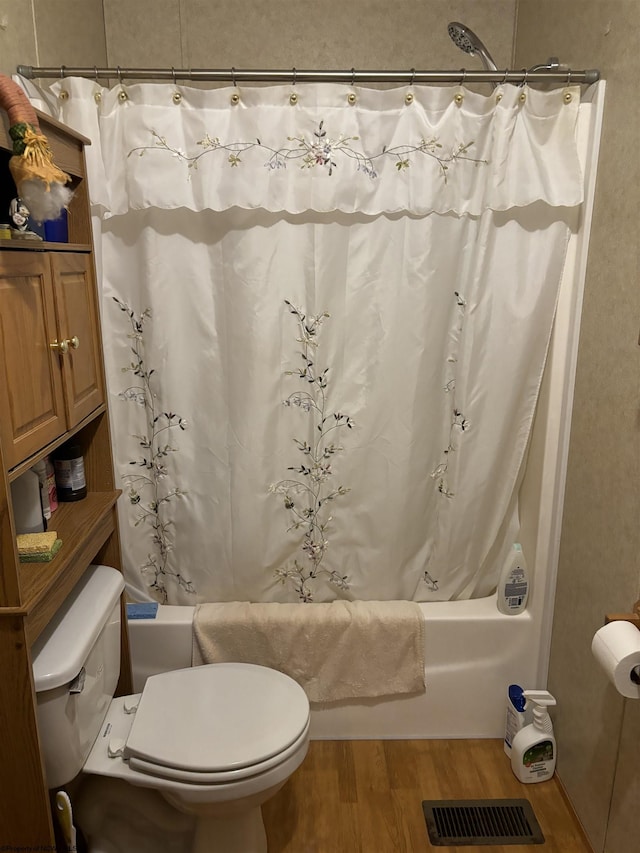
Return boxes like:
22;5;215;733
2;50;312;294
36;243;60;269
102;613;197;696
510;690;556;783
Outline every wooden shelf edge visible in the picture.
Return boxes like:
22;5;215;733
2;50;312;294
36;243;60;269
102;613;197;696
17;490;122;645
0;240;92;252
8;403;107;482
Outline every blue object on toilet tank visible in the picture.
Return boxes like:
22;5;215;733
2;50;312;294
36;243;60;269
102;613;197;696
127;602;159;620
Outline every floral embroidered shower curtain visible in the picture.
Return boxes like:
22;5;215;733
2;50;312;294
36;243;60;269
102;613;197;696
42;78;584;604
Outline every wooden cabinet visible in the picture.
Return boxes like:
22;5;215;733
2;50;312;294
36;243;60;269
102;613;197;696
0;111;129;850
0;251;104;468
52;252;104;428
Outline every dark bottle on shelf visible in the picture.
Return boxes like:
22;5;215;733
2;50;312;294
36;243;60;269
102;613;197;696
53;440;87;501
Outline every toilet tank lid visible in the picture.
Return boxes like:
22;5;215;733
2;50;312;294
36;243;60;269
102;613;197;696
32;564;125;693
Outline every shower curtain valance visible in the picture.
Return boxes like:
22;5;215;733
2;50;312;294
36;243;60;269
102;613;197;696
43;78;583;217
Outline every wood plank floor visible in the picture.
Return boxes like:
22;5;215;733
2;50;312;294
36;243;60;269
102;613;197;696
262;739;593;853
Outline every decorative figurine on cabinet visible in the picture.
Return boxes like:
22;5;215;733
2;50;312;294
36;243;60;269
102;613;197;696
9;197;43;240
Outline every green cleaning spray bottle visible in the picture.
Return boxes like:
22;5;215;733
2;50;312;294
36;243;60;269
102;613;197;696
510;690;556;783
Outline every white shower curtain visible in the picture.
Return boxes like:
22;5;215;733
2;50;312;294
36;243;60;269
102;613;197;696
39;77;584;604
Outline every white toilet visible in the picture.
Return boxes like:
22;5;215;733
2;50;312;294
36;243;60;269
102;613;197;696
32;564;310;853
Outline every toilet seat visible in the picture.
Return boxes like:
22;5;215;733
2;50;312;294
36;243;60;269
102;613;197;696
124;663;310;782
84;691;310;805
127;719;310;784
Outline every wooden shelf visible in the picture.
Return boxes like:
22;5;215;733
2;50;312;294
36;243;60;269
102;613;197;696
0;239;92;252
18;490;122;645
7;404;107;483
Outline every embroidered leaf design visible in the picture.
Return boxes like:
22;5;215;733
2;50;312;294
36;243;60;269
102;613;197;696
128;121;487;183
270;300;353;602
115;298;195;603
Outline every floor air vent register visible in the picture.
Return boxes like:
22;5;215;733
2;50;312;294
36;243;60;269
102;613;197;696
422;799;545;846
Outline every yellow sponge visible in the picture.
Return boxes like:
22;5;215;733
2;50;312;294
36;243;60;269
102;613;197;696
17;531;58;555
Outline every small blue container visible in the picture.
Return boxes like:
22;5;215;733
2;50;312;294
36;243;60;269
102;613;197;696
44;209;69;243
127;602;159;620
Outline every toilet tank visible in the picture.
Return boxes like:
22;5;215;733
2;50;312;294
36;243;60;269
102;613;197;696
32;564;125;789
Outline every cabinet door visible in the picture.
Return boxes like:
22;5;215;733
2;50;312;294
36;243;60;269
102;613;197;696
50;253;104;428
0;253;66;468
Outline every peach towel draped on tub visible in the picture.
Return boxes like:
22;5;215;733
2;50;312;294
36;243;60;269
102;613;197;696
192;600;425;703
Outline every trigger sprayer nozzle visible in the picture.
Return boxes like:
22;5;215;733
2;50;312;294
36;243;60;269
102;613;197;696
523;690;556;709
523;690;556;733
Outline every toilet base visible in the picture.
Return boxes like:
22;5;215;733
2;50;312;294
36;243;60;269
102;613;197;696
193;807;266;853
75;776;269;853
74;775;196;852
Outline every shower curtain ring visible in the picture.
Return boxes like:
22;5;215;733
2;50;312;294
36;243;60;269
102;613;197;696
231;67;237;87
289;68;299;104
566;68;573;85
519;68;528;87
460;68;467;85
171;66;177;85
116;66;128;99
94;66;99;82
502;69;509;85
410;68;416;87
351;67;355;87
60;65;66;79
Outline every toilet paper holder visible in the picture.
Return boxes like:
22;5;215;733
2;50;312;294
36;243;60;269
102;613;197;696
604;601;640;687
604;599;640;695
604;599;640;628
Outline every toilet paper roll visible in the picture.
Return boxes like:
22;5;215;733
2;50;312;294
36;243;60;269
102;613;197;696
592;620;640;699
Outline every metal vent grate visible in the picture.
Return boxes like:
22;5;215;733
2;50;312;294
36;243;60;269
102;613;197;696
422;799;545;846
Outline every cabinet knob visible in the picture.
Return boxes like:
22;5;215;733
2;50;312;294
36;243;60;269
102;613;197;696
68;335;80;350
49;339;69;354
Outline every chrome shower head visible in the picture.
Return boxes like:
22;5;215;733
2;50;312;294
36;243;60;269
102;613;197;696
447;21;498;72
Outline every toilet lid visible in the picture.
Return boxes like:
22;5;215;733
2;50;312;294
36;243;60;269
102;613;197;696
125;663;310;774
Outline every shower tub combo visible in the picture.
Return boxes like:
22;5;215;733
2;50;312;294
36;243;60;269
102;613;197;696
126;85;603;741
128;595;534;739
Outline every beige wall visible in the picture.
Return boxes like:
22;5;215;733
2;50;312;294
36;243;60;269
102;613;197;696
0;0;107;76
100;0;516;71
2;2;637;852
514;2;640;852
0;0;517;76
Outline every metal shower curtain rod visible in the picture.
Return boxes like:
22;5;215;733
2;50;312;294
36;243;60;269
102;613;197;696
16;65;600;86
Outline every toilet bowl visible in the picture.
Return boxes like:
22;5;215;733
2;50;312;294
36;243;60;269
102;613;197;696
84;664;310;852
32;565;310;853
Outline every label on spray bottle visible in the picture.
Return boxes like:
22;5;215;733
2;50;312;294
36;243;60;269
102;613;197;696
521;741;555;778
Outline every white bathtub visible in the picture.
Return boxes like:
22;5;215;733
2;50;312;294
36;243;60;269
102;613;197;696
127;594;538;739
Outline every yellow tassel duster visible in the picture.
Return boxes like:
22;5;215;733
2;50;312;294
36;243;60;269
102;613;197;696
1;74;72;222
